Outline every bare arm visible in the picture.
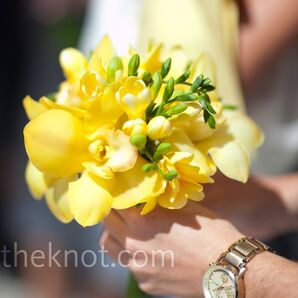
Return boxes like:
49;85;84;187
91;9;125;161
202;173;298;240
238;0;298;88
246;252;298;298
260;172;298;215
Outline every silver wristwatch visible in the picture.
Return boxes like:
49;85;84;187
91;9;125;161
202;237;274;298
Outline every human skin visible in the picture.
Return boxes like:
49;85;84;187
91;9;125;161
238;0;298;88
202;173;298;240
101;204;298;297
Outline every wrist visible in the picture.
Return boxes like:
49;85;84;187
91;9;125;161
203;236;275;298
201;218;244;268
244;251;273;298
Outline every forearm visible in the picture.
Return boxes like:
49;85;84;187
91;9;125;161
259;173;298;216
246;252;298;298
238;0;298;88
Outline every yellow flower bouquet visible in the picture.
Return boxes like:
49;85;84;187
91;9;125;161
22;35;264;297
23;36;263;228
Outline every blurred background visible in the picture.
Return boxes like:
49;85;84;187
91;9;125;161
0;1;128;297
0;0;297;297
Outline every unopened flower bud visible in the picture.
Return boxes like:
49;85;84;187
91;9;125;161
107;56;123;82
147;116;172;140
122;119;147;136
130;134;147;151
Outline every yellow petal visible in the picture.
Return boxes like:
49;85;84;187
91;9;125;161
165;128;216;176
93;35;115;67
141;198;158;215
39;97;87;119
169;152;212;184
23;96;48;120
86;87;123;129
45;176;76;223
122;119;147;136
68;171;113;227
209;141;250;183
142;44;162;73
112;158;166;209
225;113;264;154
24;109;88;177
59;48;87;82
158;182;204;209
87;54;107;82
25;161;53;199
105;130;138;172
82;162;114;179
80;71;106;98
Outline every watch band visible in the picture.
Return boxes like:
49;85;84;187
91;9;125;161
215;237;274;276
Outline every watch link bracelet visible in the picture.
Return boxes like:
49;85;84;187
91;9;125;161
203;236;274;298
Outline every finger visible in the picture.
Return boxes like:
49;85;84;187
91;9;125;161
102;210;127;245
114;206;142;224
100;231;127;262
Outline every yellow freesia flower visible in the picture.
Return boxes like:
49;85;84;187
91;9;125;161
60;48;87;83
23;95;48;120
141;43;163;73
141;152;207;214
171;100;224;142
83;129;138;179
85;86;124;130
122;118;147;136
25;161;75;223
196;112;264;183
116;76;151;119
68;171;114;227
56;36;116;108
24;109;88;177
68;157;166;226
129;42;163;75
165;128;216;177
147;116;172;140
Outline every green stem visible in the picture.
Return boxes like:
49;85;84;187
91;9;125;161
126;273;152;298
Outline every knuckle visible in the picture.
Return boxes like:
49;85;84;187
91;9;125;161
99;231;108;248
139;282;158;295
125;237;138;252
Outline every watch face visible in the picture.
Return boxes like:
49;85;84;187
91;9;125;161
203;265;237;298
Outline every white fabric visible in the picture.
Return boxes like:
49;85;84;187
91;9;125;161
79;0;141;56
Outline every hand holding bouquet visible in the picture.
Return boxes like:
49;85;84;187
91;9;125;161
23;36;263;227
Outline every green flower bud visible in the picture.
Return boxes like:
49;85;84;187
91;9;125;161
107;56;123;82
128;54;140;77
161;58;172;78
175;71;191;84
152;142;171;162
165;104;188;116
163;77;175;102
151;72;162;99
176;93;198;102
172;90;185;98
156;142;172;155
142;71;152;86
191;74;204;91
142;163;156;172
164;170;178;181
130;134;147;150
